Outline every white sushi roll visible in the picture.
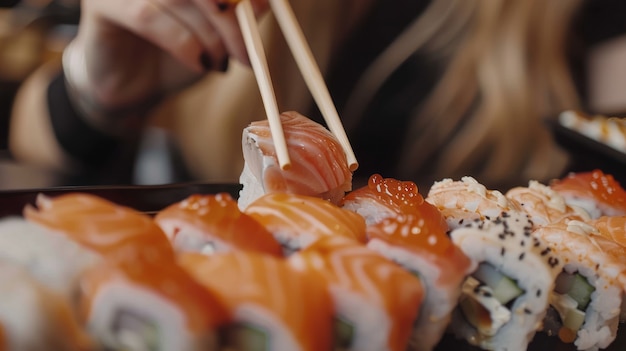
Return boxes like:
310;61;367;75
449;211;562;351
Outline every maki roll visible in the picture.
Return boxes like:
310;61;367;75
367;211;474;351
534;219;626;350
244;192;366;255
79;248;229;351
239;111;353;209
179;251;334;351
154;193;282;257
449;211;562;351
288;235;425;351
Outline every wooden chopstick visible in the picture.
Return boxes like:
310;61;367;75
235;0;291;170
269;0;359;171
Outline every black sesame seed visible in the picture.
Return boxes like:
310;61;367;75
520;240;525;247
536;289;542;297
541;248;551;256
519;252;525;260
501;247;506;256
524;308;532;314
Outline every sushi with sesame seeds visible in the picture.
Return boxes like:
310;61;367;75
448;211;562;351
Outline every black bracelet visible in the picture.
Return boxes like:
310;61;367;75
47;70;123;166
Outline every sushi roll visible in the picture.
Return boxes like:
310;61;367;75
179;251;334;351
449;211;562;351
0;260;94;351
550;169;626;219
366;212;474;351
79;247;229;351
0;216;99;302
23;193;175;260
425;176;522;229
534;219;626;350
154;193;283;257
340;174;446;229
506;180;591;227
238;111;353;209
288;235;425;351
244;192;367;255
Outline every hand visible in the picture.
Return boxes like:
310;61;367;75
64;0;269;122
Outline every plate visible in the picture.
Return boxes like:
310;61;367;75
0;182;624;350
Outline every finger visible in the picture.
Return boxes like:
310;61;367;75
151;0;229;71
88;0;208;73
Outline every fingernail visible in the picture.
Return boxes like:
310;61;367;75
219;57;229;72
199;52;212;71
217;2;229;11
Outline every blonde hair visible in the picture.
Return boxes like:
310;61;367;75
343;0;583;189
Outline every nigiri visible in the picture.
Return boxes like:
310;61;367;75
506;180;590;227
550;169;626;219
426;176;522;229
367;212;473;351
238;111;352;209
154;193;282;257
179;251;334;351
79;247;229;351
23;193;175;260
288;235;425;351
244;192;367;255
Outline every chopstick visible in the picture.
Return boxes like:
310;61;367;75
235;0;359;171
268;0;358;171
235;0;291;170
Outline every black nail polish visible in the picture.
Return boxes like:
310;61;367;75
217;2;229;11
219;57;229;72
199;52;212;71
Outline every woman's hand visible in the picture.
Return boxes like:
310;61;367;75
65;0;269;118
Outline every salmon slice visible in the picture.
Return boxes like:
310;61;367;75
506;180;590;227
550;169;626;218
80;248;229;351
288;236;425;351
154;193;282;257
239;111;352;209
23;193;174;260
244;193;367;255
179;251;333;351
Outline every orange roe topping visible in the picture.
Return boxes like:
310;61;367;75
367;174;425;213
553;169;626;209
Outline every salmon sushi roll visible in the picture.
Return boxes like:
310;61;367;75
179;251;334;351
534;219;626;350
550;169;626;219
426;176;522;229
449;211;562;351
79;247;229;351
367;211;473;351
0;260;94;351
288;235;425;351
244;192;367;255
23;193;175;260
506;180;591;227
154;193;282;257
238;111;353;209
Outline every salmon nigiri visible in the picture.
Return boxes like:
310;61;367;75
367;211;473;351
244;192;367;255
179;251;333;351
288;235;425;351
154;193;282;257
23;193;174;260
238;111;353;209
550;169;626;219
79;248;229;351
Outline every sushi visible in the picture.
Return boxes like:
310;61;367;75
0;260;94;351
366;211;474;351
288;235;425;351
506;180;591;227
550;169;626;219
179;251;334;351
23;193;175;260
154;193;283;257
79;247;229;351
244;192;367;255
425;176;522;229
449;211;562;351
533;219;626;350
238;111;353;209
